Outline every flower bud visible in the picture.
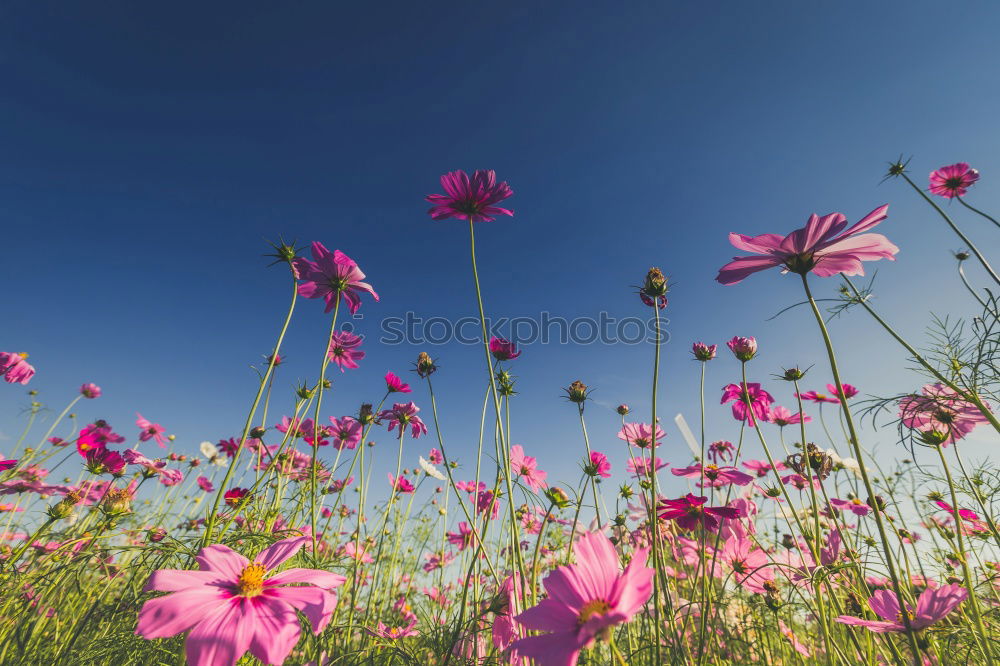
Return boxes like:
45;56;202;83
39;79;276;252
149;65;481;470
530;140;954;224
616;404;630;416
545;486;572;509
726;336;758;362
564;380;589;404
416;352;437;378
691;342;717;362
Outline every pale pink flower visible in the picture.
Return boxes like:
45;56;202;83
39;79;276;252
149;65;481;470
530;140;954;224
768;406;810;426
447;522;476;551
327;331;365;371
779;621;812;657
426;169;514;223
726;336;757;361
717;205;897;285
293;242;378;314
370;618;419;640
626;456;668;479
718;534;774;593
196;476;214;492
378;402;428;439
136;536;345;665
0;352;35;385
742;459;787;477
427;448;443;465
721;383;774;425
80;383;102;399
830;497;872;517
929;163;979;198
672;463;754;488
899;383;991;445
617;422;665;448
835;583;968;633
136;413;168;448
328;416;362;450
510;445;548;491
691;342;717;361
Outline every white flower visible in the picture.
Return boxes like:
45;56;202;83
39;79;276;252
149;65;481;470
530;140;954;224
199;441;227;467
419;456;446;481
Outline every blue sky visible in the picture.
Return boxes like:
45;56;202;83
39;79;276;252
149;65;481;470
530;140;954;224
2;1;998;498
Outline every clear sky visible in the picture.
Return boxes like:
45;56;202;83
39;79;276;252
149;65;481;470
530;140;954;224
3;1;998;497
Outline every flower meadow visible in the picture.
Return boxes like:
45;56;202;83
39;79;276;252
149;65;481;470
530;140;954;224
2;161;1000;666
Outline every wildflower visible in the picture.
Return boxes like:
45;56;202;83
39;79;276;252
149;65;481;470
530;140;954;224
327;330;365;371
425;169;513;223
778;621;812;657
85;449;126;476
510;445;548;491
658;494;739;531
835;583;967;633
616;404;630;416
388;473;415;494
224;487;251;508
721;382;774;425
672;464;754;488
427;448;443;465
899;384;991;445
447;522;477;551
0;459;15;472
726;336;757;362
488;336;522;362
329;416;362;450
415;351;437;377
830;497;871;517
196;477;214;493
785;443;833;480
769;406;810;426
828;383;858;401
585;451;611;478
719;534;775;593
626;456;668;479
384;371;411;394
639;267;669;309
136;536;345;665
101;485;135;516
742;459;786;478
929;163;979;198
692;342;717;361
80;383;102;399
512;532;652;664
159;468;184;487
0;352;35;385
707;440;735;463
544;486;572;509
370;618;419;640
293;242;379;314
563;380;590;404
617;422;665;448
136;413;168;448
378;402;428;439
418;457;446;481
716;204;897;285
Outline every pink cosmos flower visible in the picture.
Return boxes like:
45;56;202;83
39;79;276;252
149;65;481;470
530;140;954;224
617;422;666;448
136;413;168;448
716;204;897;285
718;534;774;593
329;416;362;450
781;473;822;491
422;550;455;572
425;170;514;223
388;473;415;494
510;445;548;491
326;476;354;493
379;403;428;439
224;487;251;508
692;342;717;361
626;456;668;479
80;383;102;399
476;490;499;519
586;451;611;478
293;242;379;315
835;583;967;633
489;337;521;361
779;621;812;657
512;532;652;665
196;476;214;492
658;494;739;531
828;383;858;401
707;440;734;463
447;522;477;551
935;500;980;522
384;371;411;394
672;464;754;488
726;336;757;362
929;163;979;198
768;406;810;426
159;468;184;487
830;497;872;517
85;449;126;476
721;383;774;425
327;331;365;371
0;459;17;472
898;384;991;445
0;352;35;385
370;618;419;640
136;536;345;666
797;390;838;404
742;459;787;477
427;448;443;465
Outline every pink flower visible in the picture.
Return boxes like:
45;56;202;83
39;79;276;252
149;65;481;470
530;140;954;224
384;371;411;394
796;390;838;404
85;449;126;476
585;451;611;478
510;445;548;491
293;242;379;315
721;383;774;425
136;413;168;448
835;583;968;633
378;403;428;439
716;205;897;285
224;487;250;508
446;522;477;551
830;497;872;517
929;163;979;198
899;384;991;445
136;536;345;666
726;336;757;362
196;476;214;492
512;532;652;665
327;331;365;371
617;422;665;448
719;534;774;593
742;459;786;477
159;468;184;487
0;459;17;472
328;417;362;450
672;464;754;488
0;352;35;385
425;170;513;223
427;448;443;465
691;342;717;361
658;494;739;531
489;337;521;361
80;383;102;399
768;406;810;426
707;440;734;463
626;456;668;479
935;499;980;522
388;473;415;494
781;473;821;491
779;621;812;657
828;383;858;401
371;618;419;640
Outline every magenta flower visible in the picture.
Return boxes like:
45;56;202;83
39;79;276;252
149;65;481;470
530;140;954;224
224;487;250;508
196;476;214;492
388;473;415;494
626;456;668;479
329;416;362;450
828;383;858;401
726;336;757;362
136;413;168;448
586;451;612;478
427;448;443;465
929;163;979;198
512;532;652;665
446;522;476;551
489;336;521;361
719;534;774;593
768;406;810;426
898;383;991;445
796;390;838;404
658;494;739;531
721;383;774;426
672;464;754;488
510;445;548;491
80;383;102;399
835;583;968;633
379;402;428;439
617;422;666;448
742;459;786;477
293;242;379;315
691;342;717;361
85;449;126;476
0;459;16;472
0;352;35;385
425;170;514;223
327;330;365;371
159;468;184;487
136;536;345;666
935;500;980;522
371;618;419;641
384;371;411;394
716;205;898;285
830;497;872;517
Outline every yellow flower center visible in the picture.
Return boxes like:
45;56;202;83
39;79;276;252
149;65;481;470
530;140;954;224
896;609;915;624
237;563;267;597
851;498;862;505
578;599;612;625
